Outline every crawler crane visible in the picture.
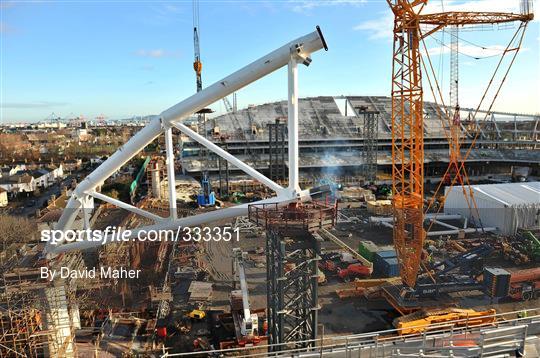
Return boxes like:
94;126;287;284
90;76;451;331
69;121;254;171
386;0;533;308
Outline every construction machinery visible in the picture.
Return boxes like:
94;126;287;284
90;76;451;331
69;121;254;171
192;0;216;207
508;267;540;301
231;248;260;339
337;263;371;282
386;0;533;308
197;177;216;206
394;308;497;335
383;244;496;314
187;309;206;320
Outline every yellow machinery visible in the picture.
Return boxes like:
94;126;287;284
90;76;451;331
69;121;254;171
187;309;206;320
394;308;497;335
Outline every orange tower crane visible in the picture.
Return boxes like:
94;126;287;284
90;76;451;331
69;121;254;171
387;0;533;288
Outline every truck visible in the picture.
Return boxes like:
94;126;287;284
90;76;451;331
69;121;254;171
508;267;540;301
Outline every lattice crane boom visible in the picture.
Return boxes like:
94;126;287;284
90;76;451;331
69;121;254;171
193;0;202;93
388;0;426;288
387;0;533;288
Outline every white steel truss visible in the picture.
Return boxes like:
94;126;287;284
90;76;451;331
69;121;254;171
45;27;328;256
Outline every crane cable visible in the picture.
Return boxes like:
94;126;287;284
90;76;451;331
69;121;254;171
431;36;505;60
422;22;529;234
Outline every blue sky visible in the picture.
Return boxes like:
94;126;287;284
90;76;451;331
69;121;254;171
1;0;539;122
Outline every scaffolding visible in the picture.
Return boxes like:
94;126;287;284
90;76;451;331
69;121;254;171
267;118;287;182
0;273;78;357
249;201;336;352
0;292;46;357
218;141;230;197
361;110;379;184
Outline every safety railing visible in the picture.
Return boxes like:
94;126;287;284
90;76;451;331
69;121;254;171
248;201;337;235
161;308;540;357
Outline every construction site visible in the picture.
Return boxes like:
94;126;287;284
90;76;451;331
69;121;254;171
1;0;540;357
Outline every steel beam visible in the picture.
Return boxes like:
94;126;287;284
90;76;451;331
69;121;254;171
50;27;327;251
164;125;178;219
87;191;164;223
288;56;300;193
172;121;284;194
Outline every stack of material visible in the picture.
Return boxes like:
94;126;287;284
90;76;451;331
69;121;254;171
367;200;392;215
342;187;375;201
188;281;213;302
230;290;244;311
483;267;511;298
336;286;366;299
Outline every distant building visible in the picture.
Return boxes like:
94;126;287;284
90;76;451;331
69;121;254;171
0;174;35;195
73;122;90;142
29;169;52;188
62;159;82;172
25;164;64;189
0;187;8;207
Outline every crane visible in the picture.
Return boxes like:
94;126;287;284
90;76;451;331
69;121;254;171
387;0;533;289
232;248;259;338
192;0;216;206
193;0;202;93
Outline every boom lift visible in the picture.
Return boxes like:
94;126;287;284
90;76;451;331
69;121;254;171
386;0;533;309
231;248;259;338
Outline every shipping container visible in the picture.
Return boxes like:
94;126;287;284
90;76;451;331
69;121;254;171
375;257;400;277
373;250;398;277
358;240;379;262
374;250;397;260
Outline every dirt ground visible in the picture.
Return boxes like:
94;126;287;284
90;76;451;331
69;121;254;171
196;206;539;337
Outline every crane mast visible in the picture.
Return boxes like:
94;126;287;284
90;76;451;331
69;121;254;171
192;0;216;206
193;27;202;93
388;0;427;288
193;0;202;93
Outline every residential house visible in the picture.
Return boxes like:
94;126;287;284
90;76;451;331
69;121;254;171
62;159;82;172
0;188;8;207
48;164;64;180
0;174;35;195
0;164;27;177
29;169;52;188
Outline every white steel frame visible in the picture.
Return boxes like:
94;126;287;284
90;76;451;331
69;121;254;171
46;27;328;256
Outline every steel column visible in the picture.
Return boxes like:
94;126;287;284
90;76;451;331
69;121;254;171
164;125;178;219
288;57;300;193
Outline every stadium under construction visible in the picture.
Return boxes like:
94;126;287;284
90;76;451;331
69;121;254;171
1;1;540;357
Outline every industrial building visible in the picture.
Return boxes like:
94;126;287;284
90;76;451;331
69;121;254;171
445;182;540;235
